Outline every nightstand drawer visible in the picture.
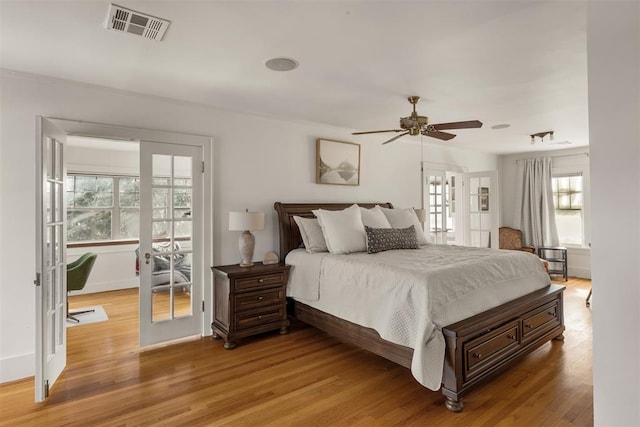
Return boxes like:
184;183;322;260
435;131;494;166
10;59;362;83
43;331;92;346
235;273;285;291
235;288;284;312
235;307;285;330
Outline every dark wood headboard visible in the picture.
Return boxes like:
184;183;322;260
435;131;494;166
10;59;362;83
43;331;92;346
273;202;394;261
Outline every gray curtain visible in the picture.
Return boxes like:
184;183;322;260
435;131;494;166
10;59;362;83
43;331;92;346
514;157;559;248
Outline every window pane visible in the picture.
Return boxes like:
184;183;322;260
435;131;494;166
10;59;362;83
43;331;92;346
94;191;113;207
120;209;139;239
75;176;96;191
120;192;139;207
555;210;583;245
119;177;139;192
556;177;570;192
558;194;571;210
570;176;583;191
174;188;191;208
571;193;583;209
67;210;112;241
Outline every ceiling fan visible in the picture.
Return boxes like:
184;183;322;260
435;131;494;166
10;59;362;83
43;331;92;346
352;96;483;145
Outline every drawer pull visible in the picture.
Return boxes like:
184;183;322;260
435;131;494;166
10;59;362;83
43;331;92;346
258;278;264;283
548;311;555;316
257;296;264;301
472;353;482;359
258;315;263;319
525;324;533;329
507;334;517;341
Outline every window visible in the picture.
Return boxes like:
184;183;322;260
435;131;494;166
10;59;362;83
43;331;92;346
66;174;139;242
552;174;584;246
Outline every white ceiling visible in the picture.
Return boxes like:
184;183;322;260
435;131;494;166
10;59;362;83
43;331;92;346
0;1;589;154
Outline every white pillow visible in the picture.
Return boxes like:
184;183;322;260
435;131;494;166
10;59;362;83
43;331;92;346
359;206;392;228
312;204;366;254
293;216;328;253
376;206;430;245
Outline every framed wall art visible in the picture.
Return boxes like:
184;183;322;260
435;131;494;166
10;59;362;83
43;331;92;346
316;138;360;186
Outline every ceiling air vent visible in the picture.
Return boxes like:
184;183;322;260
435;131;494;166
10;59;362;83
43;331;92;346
105;4;170;41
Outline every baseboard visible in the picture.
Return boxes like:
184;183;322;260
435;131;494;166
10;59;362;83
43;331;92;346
69;280;138;295
569;267;591;279
0;352;34;384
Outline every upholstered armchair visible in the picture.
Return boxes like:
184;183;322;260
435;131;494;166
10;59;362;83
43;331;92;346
498;227;535;253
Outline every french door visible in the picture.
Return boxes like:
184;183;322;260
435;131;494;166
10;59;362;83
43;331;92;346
423;165;465;245
35;117;67;401
465;171;499;249
139;141;203;346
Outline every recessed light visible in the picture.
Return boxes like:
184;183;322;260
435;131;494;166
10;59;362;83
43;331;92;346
491;123;511;130
265;57;299;72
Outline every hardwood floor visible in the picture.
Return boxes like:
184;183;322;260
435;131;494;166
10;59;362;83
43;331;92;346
0;278;593;426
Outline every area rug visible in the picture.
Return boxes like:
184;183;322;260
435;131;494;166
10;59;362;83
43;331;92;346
66;305;108;327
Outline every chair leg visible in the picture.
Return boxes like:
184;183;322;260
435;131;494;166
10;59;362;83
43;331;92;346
66;291;95;322
586;288;592;307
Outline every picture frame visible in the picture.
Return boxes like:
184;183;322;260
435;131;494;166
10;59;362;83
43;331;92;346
316;138;360;186
479;187;489;211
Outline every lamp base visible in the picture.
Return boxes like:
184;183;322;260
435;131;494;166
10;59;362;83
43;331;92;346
238;230;255;267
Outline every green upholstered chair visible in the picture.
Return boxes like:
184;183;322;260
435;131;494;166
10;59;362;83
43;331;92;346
67;252;97;323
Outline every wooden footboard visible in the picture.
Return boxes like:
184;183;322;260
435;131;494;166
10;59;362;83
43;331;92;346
289;284;564;412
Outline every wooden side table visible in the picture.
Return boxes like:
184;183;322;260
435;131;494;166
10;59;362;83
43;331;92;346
538;246;568;281
211;262;290;349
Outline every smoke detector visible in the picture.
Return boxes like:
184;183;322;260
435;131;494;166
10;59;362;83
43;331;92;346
105;4;170;41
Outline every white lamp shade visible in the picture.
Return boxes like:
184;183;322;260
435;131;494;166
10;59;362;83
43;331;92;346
229;211;265;231
414;208;427;223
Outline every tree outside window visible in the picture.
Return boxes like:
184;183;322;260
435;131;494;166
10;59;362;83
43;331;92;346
66;175;113;241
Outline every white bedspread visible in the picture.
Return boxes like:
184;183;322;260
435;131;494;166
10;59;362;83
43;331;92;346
285;245;550;390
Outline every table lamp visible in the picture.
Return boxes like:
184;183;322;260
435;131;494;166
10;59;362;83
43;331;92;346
229;210;265;267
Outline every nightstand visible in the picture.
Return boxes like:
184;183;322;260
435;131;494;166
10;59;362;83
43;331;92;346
538;246;568;281
211;262;290;349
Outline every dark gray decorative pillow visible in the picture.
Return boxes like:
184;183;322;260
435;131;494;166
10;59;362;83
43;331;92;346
365;225;419;254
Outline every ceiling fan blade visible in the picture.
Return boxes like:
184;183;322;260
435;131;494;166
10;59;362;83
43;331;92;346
431;120;483;130
352;129;404;135
422;129;456;141
382;131;410;145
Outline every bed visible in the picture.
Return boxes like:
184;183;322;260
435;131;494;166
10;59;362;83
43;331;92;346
274;202;565;412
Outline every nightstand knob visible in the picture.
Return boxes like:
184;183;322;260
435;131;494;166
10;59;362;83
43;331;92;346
258;278;264;283
507;335;516;341
258;296;264;301
258;315;263;319
525;324;533;329
473;353;482;359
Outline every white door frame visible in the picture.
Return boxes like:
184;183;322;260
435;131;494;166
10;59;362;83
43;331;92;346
35;118;214;399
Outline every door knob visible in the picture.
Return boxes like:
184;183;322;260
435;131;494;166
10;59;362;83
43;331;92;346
145;253;151;264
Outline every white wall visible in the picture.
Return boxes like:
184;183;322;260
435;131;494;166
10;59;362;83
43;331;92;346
587;2;640;425
0;71;498;382
499;146;592;278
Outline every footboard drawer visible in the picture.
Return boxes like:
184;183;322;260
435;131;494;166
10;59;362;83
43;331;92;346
464;321;520;380
522;300;561;344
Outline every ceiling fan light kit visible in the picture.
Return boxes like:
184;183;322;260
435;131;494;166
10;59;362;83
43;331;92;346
352;96;482;145
530;130;554;144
